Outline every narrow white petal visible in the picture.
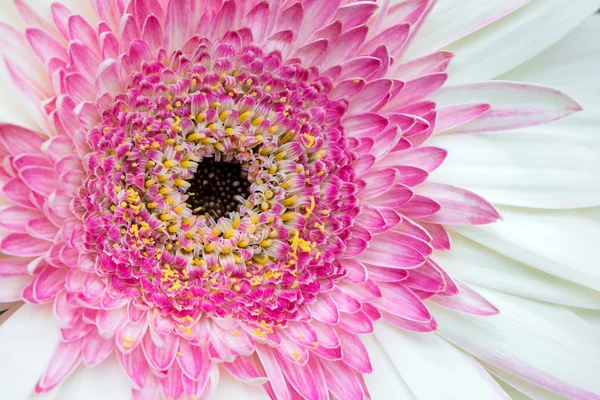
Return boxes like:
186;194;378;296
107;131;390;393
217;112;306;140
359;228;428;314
430;133;600;209
0;303;60;399
403;0;529;60
362;335;416;400
571;309;600;329
56;355;131;400
445;0;600;83
494;378;535;400
375;322;509;399
431;288;600;399
499;14;600;143
452;207;600;292
489;365;573;400
434;233;600;309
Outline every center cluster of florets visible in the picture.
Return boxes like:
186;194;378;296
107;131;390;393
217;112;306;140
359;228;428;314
77;37;359;327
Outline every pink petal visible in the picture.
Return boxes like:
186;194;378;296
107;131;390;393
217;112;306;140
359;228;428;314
36;340;82;393
309;292;340;324
339;56;382;80
142;331;180;371
396;194;441;218
19;167;58;197
417;182;501;225
376;282;432;322
68;15;100;56
142;14;163;52
223;354;267;385
283;321;319;348
336;328;372;374
0;124;45;156
82;331;114;366
0;206;44;233
274;353;328;400
320;358;365;400
379;146;448;172
95;59;124;97
0;233;52;256
244;1;270;43
25;28;67;63
311;320;340;349
298;0;340;44
177;340;212;384
394;51;454;81
117;345;149;390
323;25;368;67
294;39;329;67
385;73;448;111
359;167;399;199
338;310;374;335
343;113;389;137
362;23;410;56
365;263;409;283
360;231;426;268
435;103;492;134
334;2;378;30
418;222;451;251
381;310;438;332
134;0;163;26
430;281;499;316
404;262;446;293
96;307;128;338
349;79;393;114
256;345;292;400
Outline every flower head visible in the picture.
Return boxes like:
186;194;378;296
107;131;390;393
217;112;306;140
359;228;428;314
0;0;599;399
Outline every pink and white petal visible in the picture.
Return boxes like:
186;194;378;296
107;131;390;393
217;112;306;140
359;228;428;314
360;231;426;269
0;124;45;156
336;327;372;374
141;331;179;371
436;233;600;309
431;288;600;399
375;322;510;400
377;146;447;172
274;352;328;400
430;133;600;209
416;182;500;225
0;233;52;257
429;280;499;316
177;340;211;384
435;103;491;134
55;355;130;400
384;73;447;111
255;345;292;400
36;339;83;393
222;354;267;385
0;304;61;398
394;51;454;81
432;82;581;133
452;206;600;292
444;0;600;83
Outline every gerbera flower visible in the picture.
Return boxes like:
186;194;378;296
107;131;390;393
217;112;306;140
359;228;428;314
0;0;599;399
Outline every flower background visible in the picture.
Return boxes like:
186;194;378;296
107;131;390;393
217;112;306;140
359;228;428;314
0;0;599;399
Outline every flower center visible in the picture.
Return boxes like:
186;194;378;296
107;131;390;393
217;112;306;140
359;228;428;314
186;158;250;219
78;37;358;327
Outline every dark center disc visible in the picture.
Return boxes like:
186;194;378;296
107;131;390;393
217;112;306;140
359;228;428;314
186;158;251;218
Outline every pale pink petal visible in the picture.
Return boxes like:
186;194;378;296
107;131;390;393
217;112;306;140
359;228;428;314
320;358;365;400
430;281;499;316
36;339;82;393
376;282;432;322
0;233;52;257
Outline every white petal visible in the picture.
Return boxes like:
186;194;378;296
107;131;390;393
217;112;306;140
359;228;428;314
489;365;573;400
403;0;529;60
0;275;32;302
452;207;600;292
429;133;600;209
571;309;600;329
54;355;131;400
0;303;61;399
444;0;600;83
434;233;600;309
494;377;537;400
499;14;600;143
213;368;270;400
375;322;509;399
362;335;416;400
431;288;600;399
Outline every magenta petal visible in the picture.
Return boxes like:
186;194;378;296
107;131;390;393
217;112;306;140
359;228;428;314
36;339;82;393
380;146;448;172
336;328;372;374
338;311;374;335
360;231;426;268
320;358;365;400
343;113;389;137
376;282;432;322
274;352;328;400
